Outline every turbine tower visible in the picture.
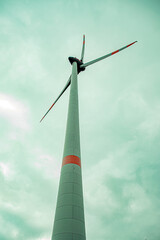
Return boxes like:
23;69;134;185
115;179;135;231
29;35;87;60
40;35;137;240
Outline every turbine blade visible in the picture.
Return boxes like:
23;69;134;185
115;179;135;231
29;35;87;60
40;76;71;122
81;41;137;68
80;34;85;62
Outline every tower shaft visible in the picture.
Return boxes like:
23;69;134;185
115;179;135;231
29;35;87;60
52;62;86;240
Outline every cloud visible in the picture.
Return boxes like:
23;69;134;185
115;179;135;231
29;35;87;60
84;127;160;240
0;144;57;240
0;162;14;180
0;93;30;130
0;208;45;239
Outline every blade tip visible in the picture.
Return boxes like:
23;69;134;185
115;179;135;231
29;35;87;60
40;117;44;123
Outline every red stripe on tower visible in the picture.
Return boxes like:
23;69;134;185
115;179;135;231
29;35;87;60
62;155;81;167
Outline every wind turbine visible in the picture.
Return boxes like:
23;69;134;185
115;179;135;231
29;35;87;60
40;35;137;240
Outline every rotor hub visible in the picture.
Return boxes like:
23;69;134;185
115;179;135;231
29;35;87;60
68;57;85;73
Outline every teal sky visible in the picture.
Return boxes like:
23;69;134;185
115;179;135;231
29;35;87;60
0;0;160;239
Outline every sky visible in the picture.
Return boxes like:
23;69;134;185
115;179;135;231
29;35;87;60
0;0;160;239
